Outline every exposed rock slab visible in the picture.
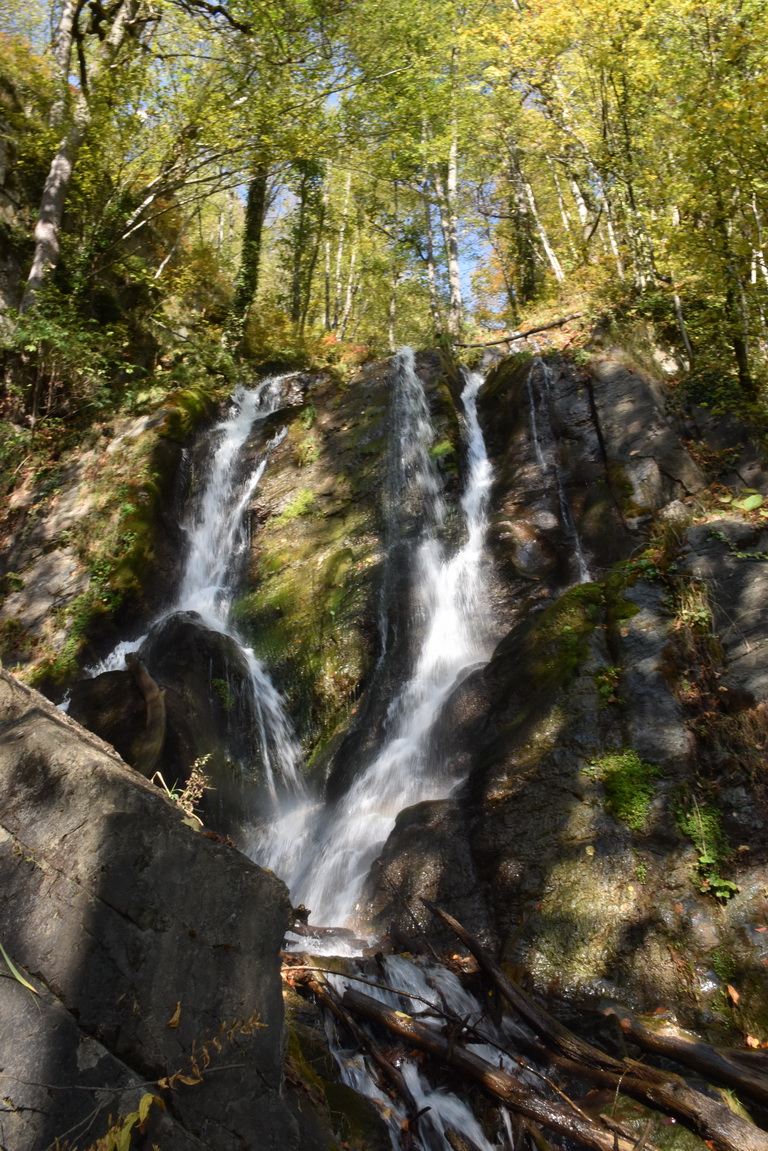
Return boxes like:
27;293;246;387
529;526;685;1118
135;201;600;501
0;670;296;1150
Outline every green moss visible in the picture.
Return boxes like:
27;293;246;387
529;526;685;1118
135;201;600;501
588;748;662;830
481;352;534;400
710;947;737;982
524;583;604;690
275;488;316;523
160;383;221;441
676;800;738;899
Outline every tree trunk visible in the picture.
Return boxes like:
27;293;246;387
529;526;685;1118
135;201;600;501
222;166;268;353
423;193;443;337
524;180;565;283
332;170;352;330
20;0;140;314
49;0;85;128
337;235;358;340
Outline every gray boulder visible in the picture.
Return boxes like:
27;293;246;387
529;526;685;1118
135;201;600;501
0;669;296;1150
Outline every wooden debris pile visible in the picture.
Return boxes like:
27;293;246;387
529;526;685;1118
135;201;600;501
283;903;768;1151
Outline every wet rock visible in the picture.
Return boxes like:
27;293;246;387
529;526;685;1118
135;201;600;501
139;611;275;832
686;519;768;700
0;669;296;1151
363;798;493;950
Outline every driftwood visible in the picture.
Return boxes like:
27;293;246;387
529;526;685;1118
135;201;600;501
341;985;656;1151
425;903;768;1151
300;971;423;1131
454;313;584;349
603;1002;768;1108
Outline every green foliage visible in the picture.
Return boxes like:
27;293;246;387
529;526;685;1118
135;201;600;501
0;939;39;995
300;403;317;430
594;665;623;707
588;749;662;831
676;799;739;900
296;435;321;467
708;527;768;561
86;1092;164;1151
212;678;235;712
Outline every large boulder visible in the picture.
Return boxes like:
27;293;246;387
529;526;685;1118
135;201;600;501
0;669;296;1150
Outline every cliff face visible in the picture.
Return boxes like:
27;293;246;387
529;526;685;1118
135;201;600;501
366;352;768;1040
3;341;768;1121
0;670;296;1150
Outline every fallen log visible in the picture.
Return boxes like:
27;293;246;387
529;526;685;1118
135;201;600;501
454;313;584;349
425;903;768;1151
602;1003;768;1109
299;970;421;1122
341;986;656;1151
423;902;625;1073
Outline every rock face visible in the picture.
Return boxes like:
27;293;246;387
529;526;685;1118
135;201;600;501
7;342;768;1090
0;670;296;1150
364;352;768;1040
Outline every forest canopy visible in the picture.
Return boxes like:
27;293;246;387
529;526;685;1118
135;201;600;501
1;0;768;427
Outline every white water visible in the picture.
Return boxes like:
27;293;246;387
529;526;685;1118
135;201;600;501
528;357;591;584
86;378;304;798
252;348;495;928
326;957;538;1150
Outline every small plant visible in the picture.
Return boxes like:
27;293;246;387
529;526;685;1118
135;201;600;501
594;665;623;706
707;526;768;562
300;403;317;429
635;860;648;884
212;677;235;711
152;755;212;826
295;435;320;467
588;748;662;830
676;798;739;900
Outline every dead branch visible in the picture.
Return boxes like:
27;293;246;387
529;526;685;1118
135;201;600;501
455;313;584;349
602;1004;768;1108
424;903;768;1151
341;985;651;1151
298;970;423;1130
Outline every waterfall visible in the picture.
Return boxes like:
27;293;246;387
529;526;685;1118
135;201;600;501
528;356;591;583
86;377;304;798
251;348;494;929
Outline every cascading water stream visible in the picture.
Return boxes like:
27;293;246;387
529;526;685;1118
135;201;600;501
251;348;495;929
250;348;503;1151
528;357;591;584
85;378;304;798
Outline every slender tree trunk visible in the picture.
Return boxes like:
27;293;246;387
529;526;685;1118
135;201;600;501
548;156;578;261
332;171;352;330
388;265;399;353
337;234;358;339
222;166;268;353
20;0;140;313
423;194;443;338
523;180;565;283
444;114;463;337
49;0;84;128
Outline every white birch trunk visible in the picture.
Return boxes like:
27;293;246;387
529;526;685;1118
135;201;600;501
337;234;358;340
523;180;565;283
332;170;352;330
423;194;443;337
21;0;140;313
